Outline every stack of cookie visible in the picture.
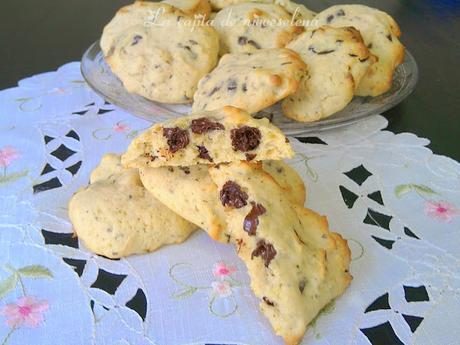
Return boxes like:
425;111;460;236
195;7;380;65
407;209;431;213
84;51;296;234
69;106;351;344
100;1;404;122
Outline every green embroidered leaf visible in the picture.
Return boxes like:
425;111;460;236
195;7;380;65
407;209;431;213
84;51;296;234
0;170;28;185
395;184;437;198
15;97;33;102
18;265;53;279
412;184;436;196
395;184;412;198
70;80;86;84
0;274;18;299
126;130;139;139
172;287;197;299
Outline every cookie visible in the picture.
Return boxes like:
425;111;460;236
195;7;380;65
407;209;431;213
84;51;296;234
274;0;315;23
282;26;375;122
121;106;294;168
192;48;306;113
100;1;219;103
313;5;405;96
163;0;211;19
139;160;306;241
69;154;197;258
209;0;315;22
208;162;351;344
212;3;302;54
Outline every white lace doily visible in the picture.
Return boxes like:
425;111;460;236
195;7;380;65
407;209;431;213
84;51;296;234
0;62;459;345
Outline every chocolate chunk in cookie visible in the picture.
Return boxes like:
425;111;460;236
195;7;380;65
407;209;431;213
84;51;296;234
263;296;275;306
245;153;257;161
243;202;266;236
231;126;261;152
163;127;189;153
251;239;277;267
191;117;225;134
220;181;248;208
197;145;213;162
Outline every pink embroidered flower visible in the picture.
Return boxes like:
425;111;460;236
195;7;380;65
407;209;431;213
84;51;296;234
113;123;130;133
1;296;49;328
212;262;236;278
0;146;20;168
211;281;232;297
425;200;458;222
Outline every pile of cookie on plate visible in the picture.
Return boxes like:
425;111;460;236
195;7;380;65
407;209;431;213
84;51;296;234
69;1;405;344
100;0;405;122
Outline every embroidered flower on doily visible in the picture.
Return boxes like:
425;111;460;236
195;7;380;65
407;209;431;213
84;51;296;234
211;281;232;298
424;200;459;222
212;262;237;278
113;122;130;133
1;296;49;328
0;146;20;168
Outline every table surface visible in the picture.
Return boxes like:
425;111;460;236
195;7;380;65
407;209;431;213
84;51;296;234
1;0;459;160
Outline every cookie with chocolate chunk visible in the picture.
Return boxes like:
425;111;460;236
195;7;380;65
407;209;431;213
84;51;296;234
69;154;197;258
192;48;306;113
208;162;351;345
313;4;405;96
282;26;376;122
100;2;219;103
139;160;306;241
121;106;294;168
162;0;211;18
212;3;302;54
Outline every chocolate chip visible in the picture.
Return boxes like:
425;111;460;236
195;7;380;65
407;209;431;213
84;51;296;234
177;43;197;59
348;53;358;57
242;83;248;92
150;154;157;162
168;167;174;172
131;35;143;46
230;126;261;152
197;145;213;162
336;9;345;16
191;117;225;134
189;39;198;45
281;62;292;66
163;127;189;153
208;86;220;97
245;153;256;161
179;166;190;174
220;181;248;208
243;202;266;236
299;279;306;294
227;79;238;92
326;14;334;23
386;34;393;42
247;40;261;49
238;36;248;45
336;39;344;43
251;240;276;267
308;46;335;55
367;43;373;49
263;296;275;306
359;56;370;63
